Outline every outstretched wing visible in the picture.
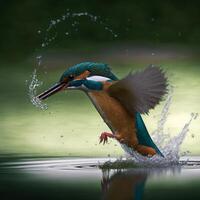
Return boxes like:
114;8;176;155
108;65;168;115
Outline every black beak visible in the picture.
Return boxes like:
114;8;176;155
37;82;67;100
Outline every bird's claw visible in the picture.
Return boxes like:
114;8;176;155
99;132;114;145
99;133;108;144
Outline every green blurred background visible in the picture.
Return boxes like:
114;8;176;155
0;0;199;157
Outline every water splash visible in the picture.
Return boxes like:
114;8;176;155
40;11;118;48
28;69;48;110
120;89;198;167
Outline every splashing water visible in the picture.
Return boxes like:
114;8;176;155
40;11;118;48
120;89;198;167
28;69;48;110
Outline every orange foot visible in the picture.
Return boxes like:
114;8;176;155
135;145;157;157
99;132;114;144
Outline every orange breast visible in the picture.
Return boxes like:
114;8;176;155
88;90;137;140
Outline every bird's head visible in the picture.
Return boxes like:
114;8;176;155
37;62;117;100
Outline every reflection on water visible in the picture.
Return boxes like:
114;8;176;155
100;167;181;200
0;157;200;200
101;169;147;200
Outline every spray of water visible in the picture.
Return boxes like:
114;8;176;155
39;11;118;48
120;89;198;167
28;69;47;110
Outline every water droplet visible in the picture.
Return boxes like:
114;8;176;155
40;11;118;48
51;20;56;25
36;55;42;59
93;16;97;21
28;69;48;110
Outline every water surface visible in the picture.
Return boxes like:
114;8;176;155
1;156;200;200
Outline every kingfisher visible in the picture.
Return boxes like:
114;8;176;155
37;62;167;157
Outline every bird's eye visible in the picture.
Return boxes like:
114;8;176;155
63;77;68;83
68;75;74;80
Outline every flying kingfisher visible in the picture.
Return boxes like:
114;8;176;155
37;62;167;157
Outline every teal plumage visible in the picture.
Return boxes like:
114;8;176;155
135;113;163;156
60;62;118;82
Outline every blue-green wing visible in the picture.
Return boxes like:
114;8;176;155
135;112;164;157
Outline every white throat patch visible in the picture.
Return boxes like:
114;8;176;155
86;75;111;82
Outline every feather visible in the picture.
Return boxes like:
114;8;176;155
108;65;168;115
